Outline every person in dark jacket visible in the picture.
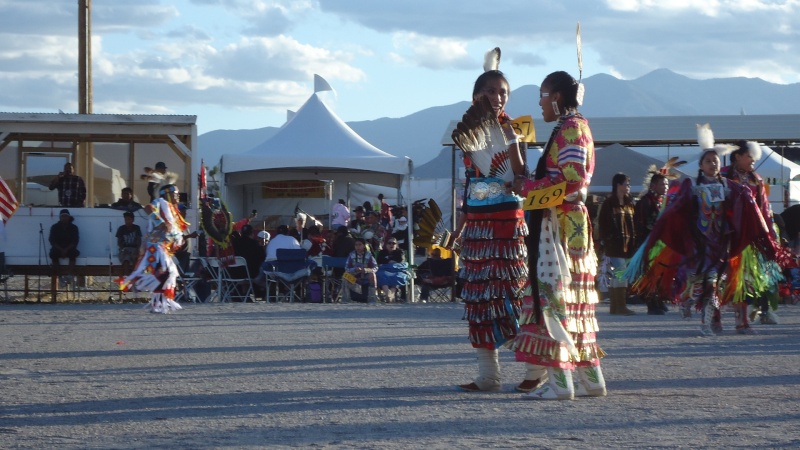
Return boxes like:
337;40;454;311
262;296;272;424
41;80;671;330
597;173;636;315
50;209;80;286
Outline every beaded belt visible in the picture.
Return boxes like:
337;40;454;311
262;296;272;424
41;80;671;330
470;181;504;200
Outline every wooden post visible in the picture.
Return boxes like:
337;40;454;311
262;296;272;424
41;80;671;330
78;0;94;206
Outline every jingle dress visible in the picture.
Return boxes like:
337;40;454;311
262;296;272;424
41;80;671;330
512;113;604;369
122;195;188;313
459;118;528;349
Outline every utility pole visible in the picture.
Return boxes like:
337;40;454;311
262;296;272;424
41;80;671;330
78;0;94;205
78;0;92;114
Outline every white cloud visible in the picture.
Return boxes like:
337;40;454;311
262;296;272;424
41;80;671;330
390;33;472;70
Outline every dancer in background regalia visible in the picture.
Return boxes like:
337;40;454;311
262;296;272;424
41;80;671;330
721;140;783;325
122;172;188;313
626;125;780;336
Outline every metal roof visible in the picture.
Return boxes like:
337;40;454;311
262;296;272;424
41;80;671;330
536;114;800;147
442;114;800;148
0;112;197;143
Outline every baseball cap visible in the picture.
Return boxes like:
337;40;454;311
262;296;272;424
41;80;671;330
257;230;270;241
59;209;71;217
155;162;167;170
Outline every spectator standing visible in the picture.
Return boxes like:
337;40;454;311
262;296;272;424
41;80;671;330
141;161;168;202
332;199;350;228
49;162;86;207
597;173;637;316
377;193;393;228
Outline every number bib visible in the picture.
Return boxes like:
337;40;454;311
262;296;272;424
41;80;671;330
342;272;357;284
523;182;567;210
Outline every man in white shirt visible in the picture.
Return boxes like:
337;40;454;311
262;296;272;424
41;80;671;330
332;199;350;228
265;224;301;260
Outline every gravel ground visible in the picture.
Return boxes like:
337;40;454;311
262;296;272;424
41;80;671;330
0;299;798;449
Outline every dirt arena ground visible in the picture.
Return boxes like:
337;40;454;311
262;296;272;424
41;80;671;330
0;298;798;449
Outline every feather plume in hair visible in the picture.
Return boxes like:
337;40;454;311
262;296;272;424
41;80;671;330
483;47;501;72
639;157;687;198
696;123;734;157
744;141;763;161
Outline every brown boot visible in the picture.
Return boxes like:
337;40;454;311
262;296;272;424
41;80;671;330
610;287;635;315
608;288;617;314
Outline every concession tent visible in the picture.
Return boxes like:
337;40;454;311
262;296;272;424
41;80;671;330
221;82;412;225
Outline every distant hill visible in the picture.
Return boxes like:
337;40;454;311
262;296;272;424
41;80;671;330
198;69;800;168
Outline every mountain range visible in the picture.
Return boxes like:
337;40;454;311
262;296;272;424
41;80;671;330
198;69;800;170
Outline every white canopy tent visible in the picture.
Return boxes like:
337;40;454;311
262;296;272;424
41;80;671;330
221;84;412;225
678;145;800;213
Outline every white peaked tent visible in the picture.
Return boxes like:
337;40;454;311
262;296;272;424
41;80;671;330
221;78;413;223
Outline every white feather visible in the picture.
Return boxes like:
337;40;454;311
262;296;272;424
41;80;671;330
747;141;763;161
483;47;501;72
697;123;715;150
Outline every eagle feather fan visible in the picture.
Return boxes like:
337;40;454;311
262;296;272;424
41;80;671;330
451;96;513;182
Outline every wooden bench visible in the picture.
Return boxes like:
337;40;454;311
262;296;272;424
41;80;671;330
7;257;125;303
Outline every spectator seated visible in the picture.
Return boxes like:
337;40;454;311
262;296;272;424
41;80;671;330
417;249;456;303
376;262;411;302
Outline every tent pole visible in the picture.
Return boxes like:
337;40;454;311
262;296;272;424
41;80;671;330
405;160;415;303
328;180;334;230
451;145;457;303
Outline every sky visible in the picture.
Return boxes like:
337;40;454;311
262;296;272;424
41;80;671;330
0;0;798;135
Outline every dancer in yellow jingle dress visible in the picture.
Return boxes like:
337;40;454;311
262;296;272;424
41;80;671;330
121;173;189;313
511;70;606;400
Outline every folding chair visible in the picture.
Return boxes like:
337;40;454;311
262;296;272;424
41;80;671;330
321;255;348;303
200;257;225;302
418;257;456;303
220;256;254;302
264;249;312;303
173;256;202;303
